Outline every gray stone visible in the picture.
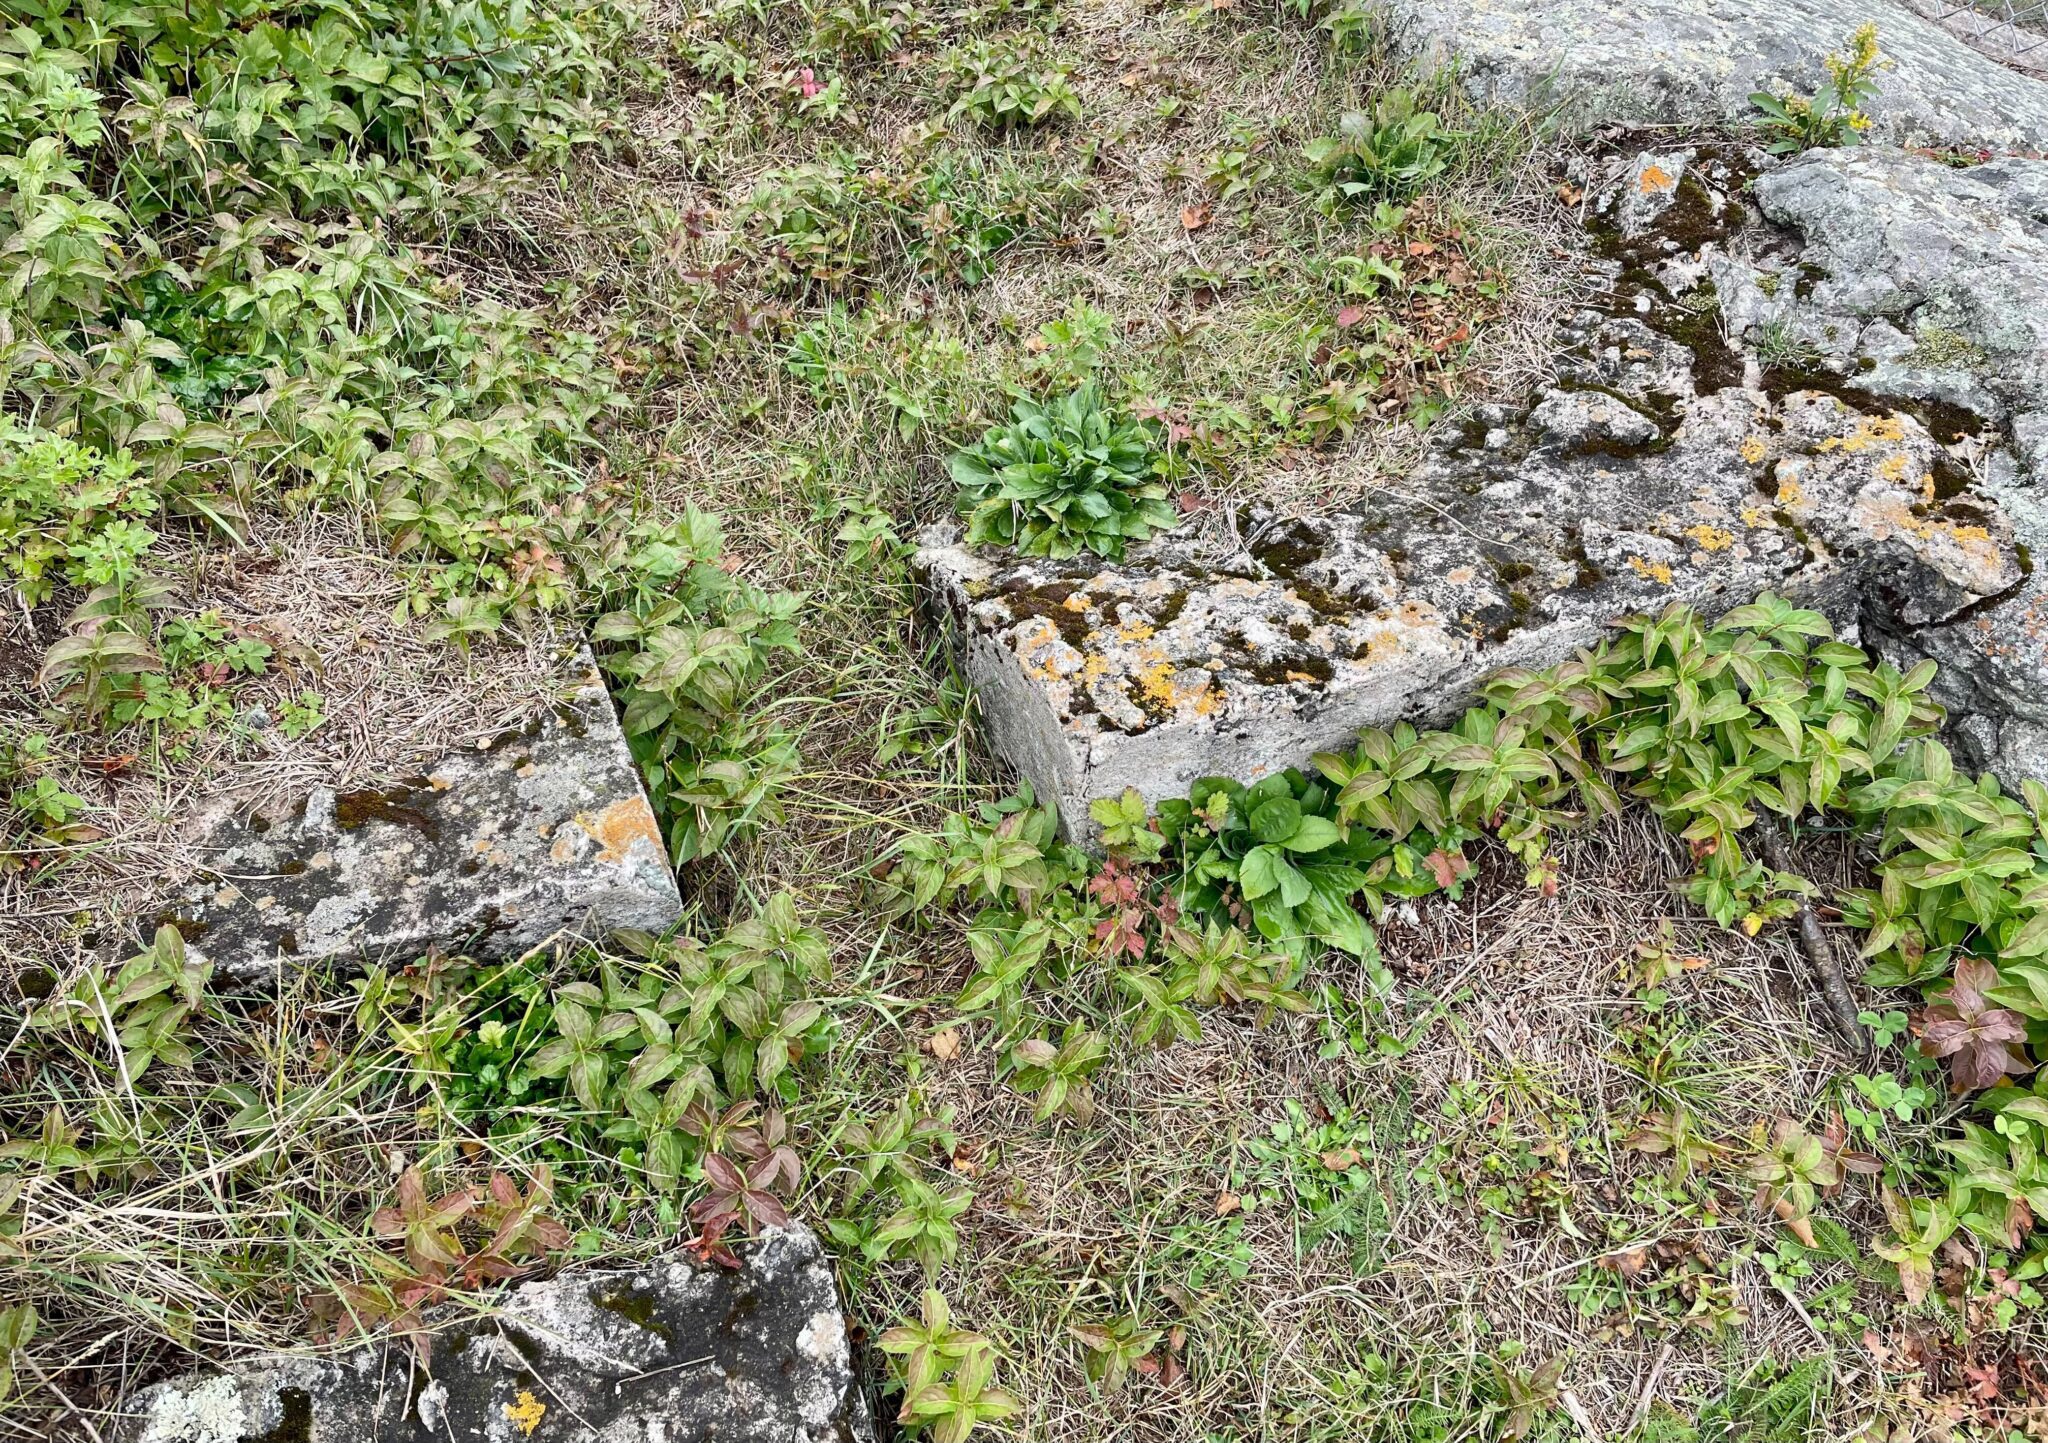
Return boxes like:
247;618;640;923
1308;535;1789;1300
920;143;2048;836
1385;0;2048;153
1750;148;2048;421
174;651;680;981
1737;148;2048;784
117;1225;872;1443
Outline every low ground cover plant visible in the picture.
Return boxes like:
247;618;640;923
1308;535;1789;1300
5;0;2027;1428
949;385;1177;560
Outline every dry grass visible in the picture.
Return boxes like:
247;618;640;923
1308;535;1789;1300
838;812;1901;1441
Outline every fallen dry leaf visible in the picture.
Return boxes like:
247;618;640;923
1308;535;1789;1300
1179;204;1212;232
1214;1190;1241;1216
926;1029;962;1061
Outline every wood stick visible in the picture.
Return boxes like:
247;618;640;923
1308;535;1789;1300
1755;820;1867;1054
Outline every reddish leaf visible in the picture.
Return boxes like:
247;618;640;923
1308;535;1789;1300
1424;848;1471;890
1918;958;2032;1091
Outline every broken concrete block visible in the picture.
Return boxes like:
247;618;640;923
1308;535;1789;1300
172;652;680;981
920;143;2041;838
117;1225;873;1443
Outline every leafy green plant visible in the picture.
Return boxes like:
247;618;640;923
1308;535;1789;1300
944;38;1080;128
873;784;1088;923
360;897;834;1194
1158;770;1430;964
1008;1024;1109;1123
808;0;931;56
1304;90;1457;207
1751;24;1887;154
279;691;327;740
867;1177;975;1271
0;419;158;607
0;0;638;647
950;386;1176;561
26;925;212;1082
1487;1354;1565;1441
1742;1118;1877;1246
745;160;873;290
1069;1313;1163;1393
591;510;804;862
884;1291;1021;1442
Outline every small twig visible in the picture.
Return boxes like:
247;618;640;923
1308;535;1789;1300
19;1350;107;1443
1560;1387;1604;1442
1626;1341;1674;1438
1755;820;1866;1054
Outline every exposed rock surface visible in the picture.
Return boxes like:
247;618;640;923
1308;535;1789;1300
919;143;2048;836
1739;149;2048;782
117;1226;871;1443
173;652;680;980
1384;0;2048;153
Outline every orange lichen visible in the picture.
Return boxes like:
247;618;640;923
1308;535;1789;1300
1638;162;1677;194
1684;524;1733;553
1817;414;1907;455
1626;555;1674;585
1739;435;1767;465
573;798;662;865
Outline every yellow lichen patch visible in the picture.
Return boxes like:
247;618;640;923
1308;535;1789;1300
1739;505;1776;529
1817;413;1907;455
1626;555;1674;585
1683;524;1733;553
1856;497;2007;587
1061;593;1090;612
1638;162;1676;194
1132;659;1218;717
1284;670;1320;684
1878;453;1909;483
1776;477;1807;509
1117;620;1155;643
506;1391;547;1437
1739;434;1767;465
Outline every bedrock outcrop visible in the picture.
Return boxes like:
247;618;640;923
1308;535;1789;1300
918;143;2048;837
1383;0;2048;153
